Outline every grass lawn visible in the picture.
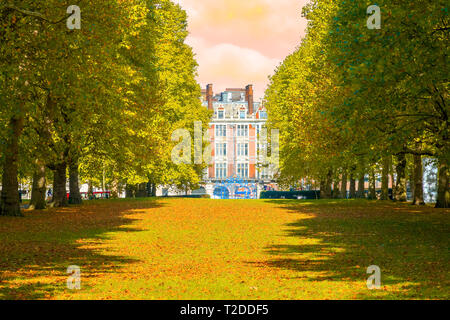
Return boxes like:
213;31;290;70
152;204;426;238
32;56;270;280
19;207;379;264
0;198;448;300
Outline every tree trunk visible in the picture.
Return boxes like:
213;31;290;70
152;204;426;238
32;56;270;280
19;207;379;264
151;183;157;197
350;166;356;199
52;162;68;207
320;170;333;199
357;171;365;198
349;166;356;198
341;170;348;199
0;115;24;217
380;157;390;200
332;179;340;199
88;180;94;200
394;154;407;202
320;180;326;199
326;171;333;199
412;154;425;205
390;159;395;198
135;183;147;198
111;177;119;199
436;158;449;208
68;159;82;205
409;161;415;202
30;160;46;210
146;182;152;197
322;170;333;199
125;184;135;198
368;169;377;200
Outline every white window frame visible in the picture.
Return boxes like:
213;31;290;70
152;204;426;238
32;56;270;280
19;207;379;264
237;124;248;137
258;167;270;179
215;163;227;179
215;125;227;137
237;143;249;157
237;163;249;178
259;111;268;119
216;143;227;157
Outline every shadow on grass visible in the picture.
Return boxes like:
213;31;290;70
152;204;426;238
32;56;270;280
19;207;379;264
0;199;164;300
255;199;450;299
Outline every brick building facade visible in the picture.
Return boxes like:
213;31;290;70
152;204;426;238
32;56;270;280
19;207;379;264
201;84;277;199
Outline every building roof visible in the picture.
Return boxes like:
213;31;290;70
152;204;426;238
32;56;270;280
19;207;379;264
225;88;246;92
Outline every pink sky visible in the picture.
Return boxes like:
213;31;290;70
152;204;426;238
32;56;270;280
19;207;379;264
177;0;309;100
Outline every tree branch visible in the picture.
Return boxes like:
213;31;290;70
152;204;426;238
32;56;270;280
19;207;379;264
1;4;70;24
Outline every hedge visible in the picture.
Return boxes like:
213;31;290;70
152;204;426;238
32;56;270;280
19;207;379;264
260;191;320;200
163;194;211;199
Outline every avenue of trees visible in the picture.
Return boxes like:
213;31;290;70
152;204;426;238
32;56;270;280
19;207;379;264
265;0;449;207
0;0;210;216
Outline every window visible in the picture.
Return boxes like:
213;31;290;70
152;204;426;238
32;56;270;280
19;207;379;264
215;125;226;137
237;124;248;137
237;163;249;178
218;110;224;119
215;163;227;179
216;143;227;157
257;125;268;140
237;143;248;157
259;111;268;119
258;167;270;179
240;111;246;119
257;143;267;157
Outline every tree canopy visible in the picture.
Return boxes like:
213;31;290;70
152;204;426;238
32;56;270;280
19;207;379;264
0;0;210;216
265;0;448;207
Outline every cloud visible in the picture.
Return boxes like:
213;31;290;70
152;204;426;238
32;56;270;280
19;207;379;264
179;0;308;58
178;0;308;99
187;37;281;100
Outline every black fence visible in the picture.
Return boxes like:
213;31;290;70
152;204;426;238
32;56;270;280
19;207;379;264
163;194;211;199
261;189;396;200
260;191;320;200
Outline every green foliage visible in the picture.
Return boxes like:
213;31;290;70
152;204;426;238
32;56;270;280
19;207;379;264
0;0;210;206
265;0;448;199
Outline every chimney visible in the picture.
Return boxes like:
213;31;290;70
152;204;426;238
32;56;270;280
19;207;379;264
206;84;213;110
246;84;254;115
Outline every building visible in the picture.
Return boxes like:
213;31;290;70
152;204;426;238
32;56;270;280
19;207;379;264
201;84;278;199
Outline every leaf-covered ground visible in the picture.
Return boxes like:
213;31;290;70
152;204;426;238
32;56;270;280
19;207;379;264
0;198;448;300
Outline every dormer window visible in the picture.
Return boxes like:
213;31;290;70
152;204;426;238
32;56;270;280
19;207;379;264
239;110;246;119
259;111;268;119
